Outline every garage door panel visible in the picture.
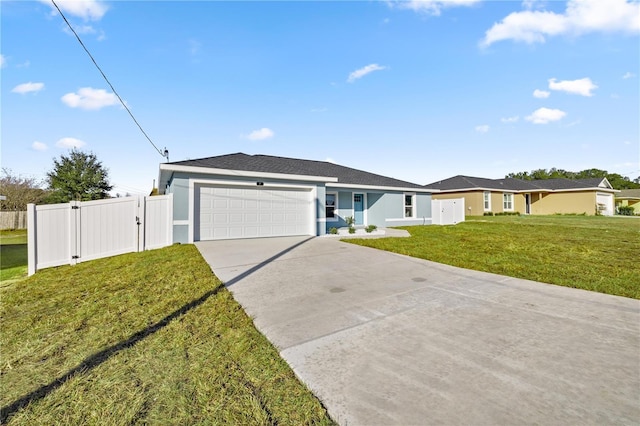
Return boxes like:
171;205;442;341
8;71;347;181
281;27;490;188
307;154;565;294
197;185;312;240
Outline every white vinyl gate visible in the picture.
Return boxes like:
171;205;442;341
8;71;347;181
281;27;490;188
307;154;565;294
431;198;465;225
27;194;173;275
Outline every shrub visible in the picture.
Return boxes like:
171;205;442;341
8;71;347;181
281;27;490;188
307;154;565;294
365;224;377;233
348;227;356;234
617;206;635;216
329;227;338;234
483;212;494;216
345;216;355;227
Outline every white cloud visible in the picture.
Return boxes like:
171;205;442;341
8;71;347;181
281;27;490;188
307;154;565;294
390;0;481;16
347;64;387;83
526;107;566;124
522;0;546;10
56;137;86;149
62;24;106;40
61;87;119;110
32;141;48;151
475;124;490;133
246;128;274;141
533;89;550;98
623;71;636;79
481;0;640;47
623;140;631;145
548;77;598;96
0;54;6;68
501;116;519;123
11;82;45;94
189;39;202;56
41;0;108;21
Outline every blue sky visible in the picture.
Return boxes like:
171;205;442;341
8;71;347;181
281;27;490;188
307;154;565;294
2;0;639;195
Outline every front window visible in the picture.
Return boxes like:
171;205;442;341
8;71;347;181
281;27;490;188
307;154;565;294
503;193;513;211
483;191;491;211
404;193;415;218
326;192;337;221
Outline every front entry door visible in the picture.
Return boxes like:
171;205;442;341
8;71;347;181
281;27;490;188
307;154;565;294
525;194;531;215
354;194;364;225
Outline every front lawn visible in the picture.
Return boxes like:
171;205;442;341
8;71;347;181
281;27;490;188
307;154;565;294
0;230;28;282
347;215;640;299
0;244;334;425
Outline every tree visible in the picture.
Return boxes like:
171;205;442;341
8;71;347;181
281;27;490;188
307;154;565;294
505;167;640;190
0;168;48;210
46;149;113;203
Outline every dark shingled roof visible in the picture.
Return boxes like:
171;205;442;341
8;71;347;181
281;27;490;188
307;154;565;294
170;153;425;189
425;175;540;191
425;175;611;192
617;189;640;199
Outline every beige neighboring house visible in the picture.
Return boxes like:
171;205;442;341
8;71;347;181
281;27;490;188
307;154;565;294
425;175;618;216
615;189;640;215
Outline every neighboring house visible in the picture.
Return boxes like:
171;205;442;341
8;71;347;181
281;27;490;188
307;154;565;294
425;175;618;216
615;189;640;215
158;153;433;242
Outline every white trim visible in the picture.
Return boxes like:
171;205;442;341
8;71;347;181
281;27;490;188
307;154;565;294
404;192;416;218
432;186;618;194
503;192;514;211
386;217;431;223
173;219;189;225
189;177;317;242
434;187;518;194
483;191;491;211
326;191;339;222
160;163;335;187
330;182;434;193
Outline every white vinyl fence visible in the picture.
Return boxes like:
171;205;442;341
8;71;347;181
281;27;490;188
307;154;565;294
27;194;173;275
431;198;465;225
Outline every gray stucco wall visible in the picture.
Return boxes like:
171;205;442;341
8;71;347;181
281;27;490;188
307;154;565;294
168;171;325;242
324;189;433;232
167;171;433;241
316;185;326;236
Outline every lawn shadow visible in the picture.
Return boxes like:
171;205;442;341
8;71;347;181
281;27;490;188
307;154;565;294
1;237;313;422
0;285;222;422
0;244;27;269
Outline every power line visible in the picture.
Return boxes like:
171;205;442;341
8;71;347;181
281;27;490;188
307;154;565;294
51;0;168;160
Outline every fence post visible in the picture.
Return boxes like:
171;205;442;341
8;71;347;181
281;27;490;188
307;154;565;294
138;196;144;252
70;201;80;266
27;204;37;276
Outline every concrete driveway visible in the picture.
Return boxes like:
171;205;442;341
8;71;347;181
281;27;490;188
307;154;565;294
196;236;640;425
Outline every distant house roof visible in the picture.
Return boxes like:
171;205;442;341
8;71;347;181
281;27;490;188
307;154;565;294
616;189;640;199
161;153;427;190
424;175;538;192
425;175;617;193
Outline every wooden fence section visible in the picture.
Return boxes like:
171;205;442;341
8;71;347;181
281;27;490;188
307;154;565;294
27;195;173;275
0;211;27;230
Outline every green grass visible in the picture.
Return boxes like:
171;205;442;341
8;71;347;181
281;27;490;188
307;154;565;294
347;215;640;299
0;230;28;282
0;244;334;425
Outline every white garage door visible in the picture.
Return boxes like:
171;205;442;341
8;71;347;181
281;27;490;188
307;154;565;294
596;192;614;216
196;185;313;240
